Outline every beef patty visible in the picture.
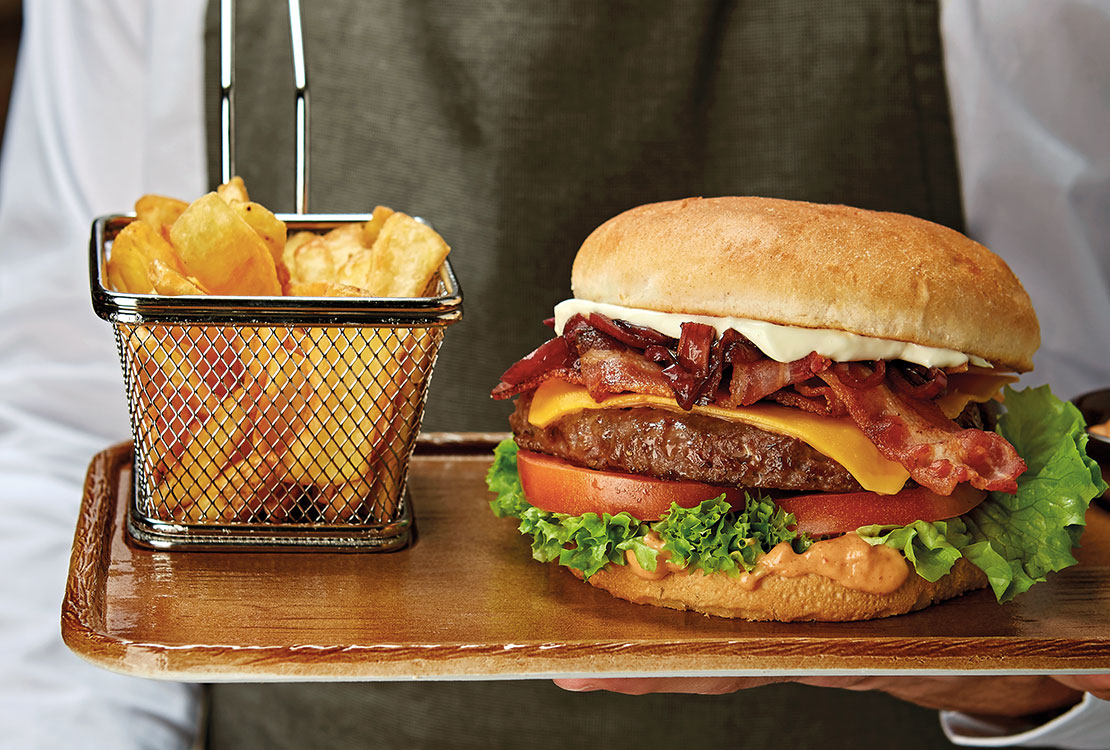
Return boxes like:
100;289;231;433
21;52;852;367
510;392;866;493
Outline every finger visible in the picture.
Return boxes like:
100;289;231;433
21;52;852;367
1053;674;1110;701
553;676;788;695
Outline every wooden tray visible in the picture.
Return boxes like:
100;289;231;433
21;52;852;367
63;435;1110;681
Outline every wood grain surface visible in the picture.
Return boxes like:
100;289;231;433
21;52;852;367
62;437;1110;682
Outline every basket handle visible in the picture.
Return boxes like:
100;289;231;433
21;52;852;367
219;0;310;214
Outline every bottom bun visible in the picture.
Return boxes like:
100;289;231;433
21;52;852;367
577;557;988;622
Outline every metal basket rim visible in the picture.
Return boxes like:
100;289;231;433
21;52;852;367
89;213;464;327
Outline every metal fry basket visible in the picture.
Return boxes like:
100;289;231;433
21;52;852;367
91;216;461;549
87;0;462;549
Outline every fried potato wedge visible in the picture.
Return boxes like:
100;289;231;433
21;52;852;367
216;176;250;203
232;200;289;291
231;201;287;266
170;193;281;295
286;281;368;297
159;388;252;508
283;230;317;268
106;236;155;293
366;212;450;297
287;237;336;285
150;259;209;296
280;328;395;486
360;205;394;248
107;220;186;293
287;226;364;286
135;194;188;238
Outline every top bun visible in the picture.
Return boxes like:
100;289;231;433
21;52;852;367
571;197;1039;371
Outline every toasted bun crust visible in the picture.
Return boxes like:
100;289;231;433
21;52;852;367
571;197;1039;371
579;557;988;622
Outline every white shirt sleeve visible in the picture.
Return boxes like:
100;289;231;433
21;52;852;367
0;0;207;746
942;694;1110;750
941;0;1110;744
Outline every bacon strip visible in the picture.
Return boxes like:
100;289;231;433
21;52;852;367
579;348;672;400
724;352;832;407
818;363;1025;495
490;368;581;400
768;388;844;416
491;337;577;399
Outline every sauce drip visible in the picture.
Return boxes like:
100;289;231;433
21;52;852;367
625;532;910;595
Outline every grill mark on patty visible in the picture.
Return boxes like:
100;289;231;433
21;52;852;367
510;392;866;493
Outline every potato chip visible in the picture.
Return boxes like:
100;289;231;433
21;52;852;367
337;208;400;291
366;212;450;297
287;226;365;287
171;450;283;524
231;201;289;291
106;220;186;293
335;242;374;291
280;328;395;486
150;259;209;295
170;193;281;295
160;388;252;506
252;342;319;458
283;230;317;270
258;481;303;523
360;205;394;248
369;328;436;520
231;201;287;265
105;264;131;295
288;237;336;285
286;281;368;297
135;194;188;238
286;238;333;286
320;224;365;267
216;176;250;203
318;482;366;522
106;237;155;293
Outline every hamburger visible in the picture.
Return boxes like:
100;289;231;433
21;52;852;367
486;197;1106;621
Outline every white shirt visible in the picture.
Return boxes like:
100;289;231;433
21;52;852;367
0;1;1106;748
0;1;206;746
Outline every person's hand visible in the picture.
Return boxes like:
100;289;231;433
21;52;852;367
554;675;1110;719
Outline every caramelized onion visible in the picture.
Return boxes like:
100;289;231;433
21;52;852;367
835;361;887;389
588;313;675;349
890;363;948;400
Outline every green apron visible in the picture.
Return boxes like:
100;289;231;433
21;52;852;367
204;2;964;747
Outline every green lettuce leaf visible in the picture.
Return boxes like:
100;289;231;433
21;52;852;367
855;518;969;583
655;495;806;574
485;438;808;579
858;385;1107;602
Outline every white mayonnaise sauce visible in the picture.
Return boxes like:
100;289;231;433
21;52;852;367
553;299;991;369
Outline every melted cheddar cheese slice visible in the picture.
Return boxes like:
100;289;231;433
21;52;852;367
527;379;911;495
935;371;1018;418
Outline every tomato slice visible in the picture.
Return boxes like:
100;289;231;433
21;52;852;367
773;483;987;535
516;450;743;520
515;450;987;532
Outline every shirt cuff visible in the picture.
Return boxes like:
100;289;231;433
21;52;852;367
942;692;1110;749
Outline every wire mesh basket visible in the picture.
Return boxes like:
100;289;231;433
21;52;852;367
86;1;462;549
90;214;462;549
